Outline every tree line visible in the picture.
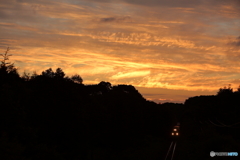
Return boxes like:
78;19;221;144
0;48;239;159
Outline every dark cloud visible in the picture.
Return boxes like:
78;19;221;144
0;0;48;22
123;0;203;7
100;17;116;22
79;0;201;7
72;64;86;68
80;0;220;8
78;0;240;11
228;36;240;46
100;16;132;23
0;38;17;49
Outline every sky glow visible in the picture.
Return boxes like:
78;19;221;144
1;0;240;103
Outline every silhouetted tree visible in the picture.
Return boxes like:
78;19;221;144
55;68;65;79
71;74;83;84
22;71;31;81
42;68;54;78
0;47;17;73
0;47;20;83
31;71;38;79
1;47;11;66
236;85;240;93
217;84;233;96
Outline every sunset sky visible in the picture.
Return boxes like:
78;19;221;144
1;0;240;103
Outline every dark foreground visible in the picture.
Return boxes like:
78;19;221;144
1;55;240;159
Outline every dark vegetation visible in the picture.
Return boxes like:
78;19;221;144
0;48;240;160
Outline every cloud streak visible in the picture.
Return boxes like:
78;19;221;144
99;16;132;23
